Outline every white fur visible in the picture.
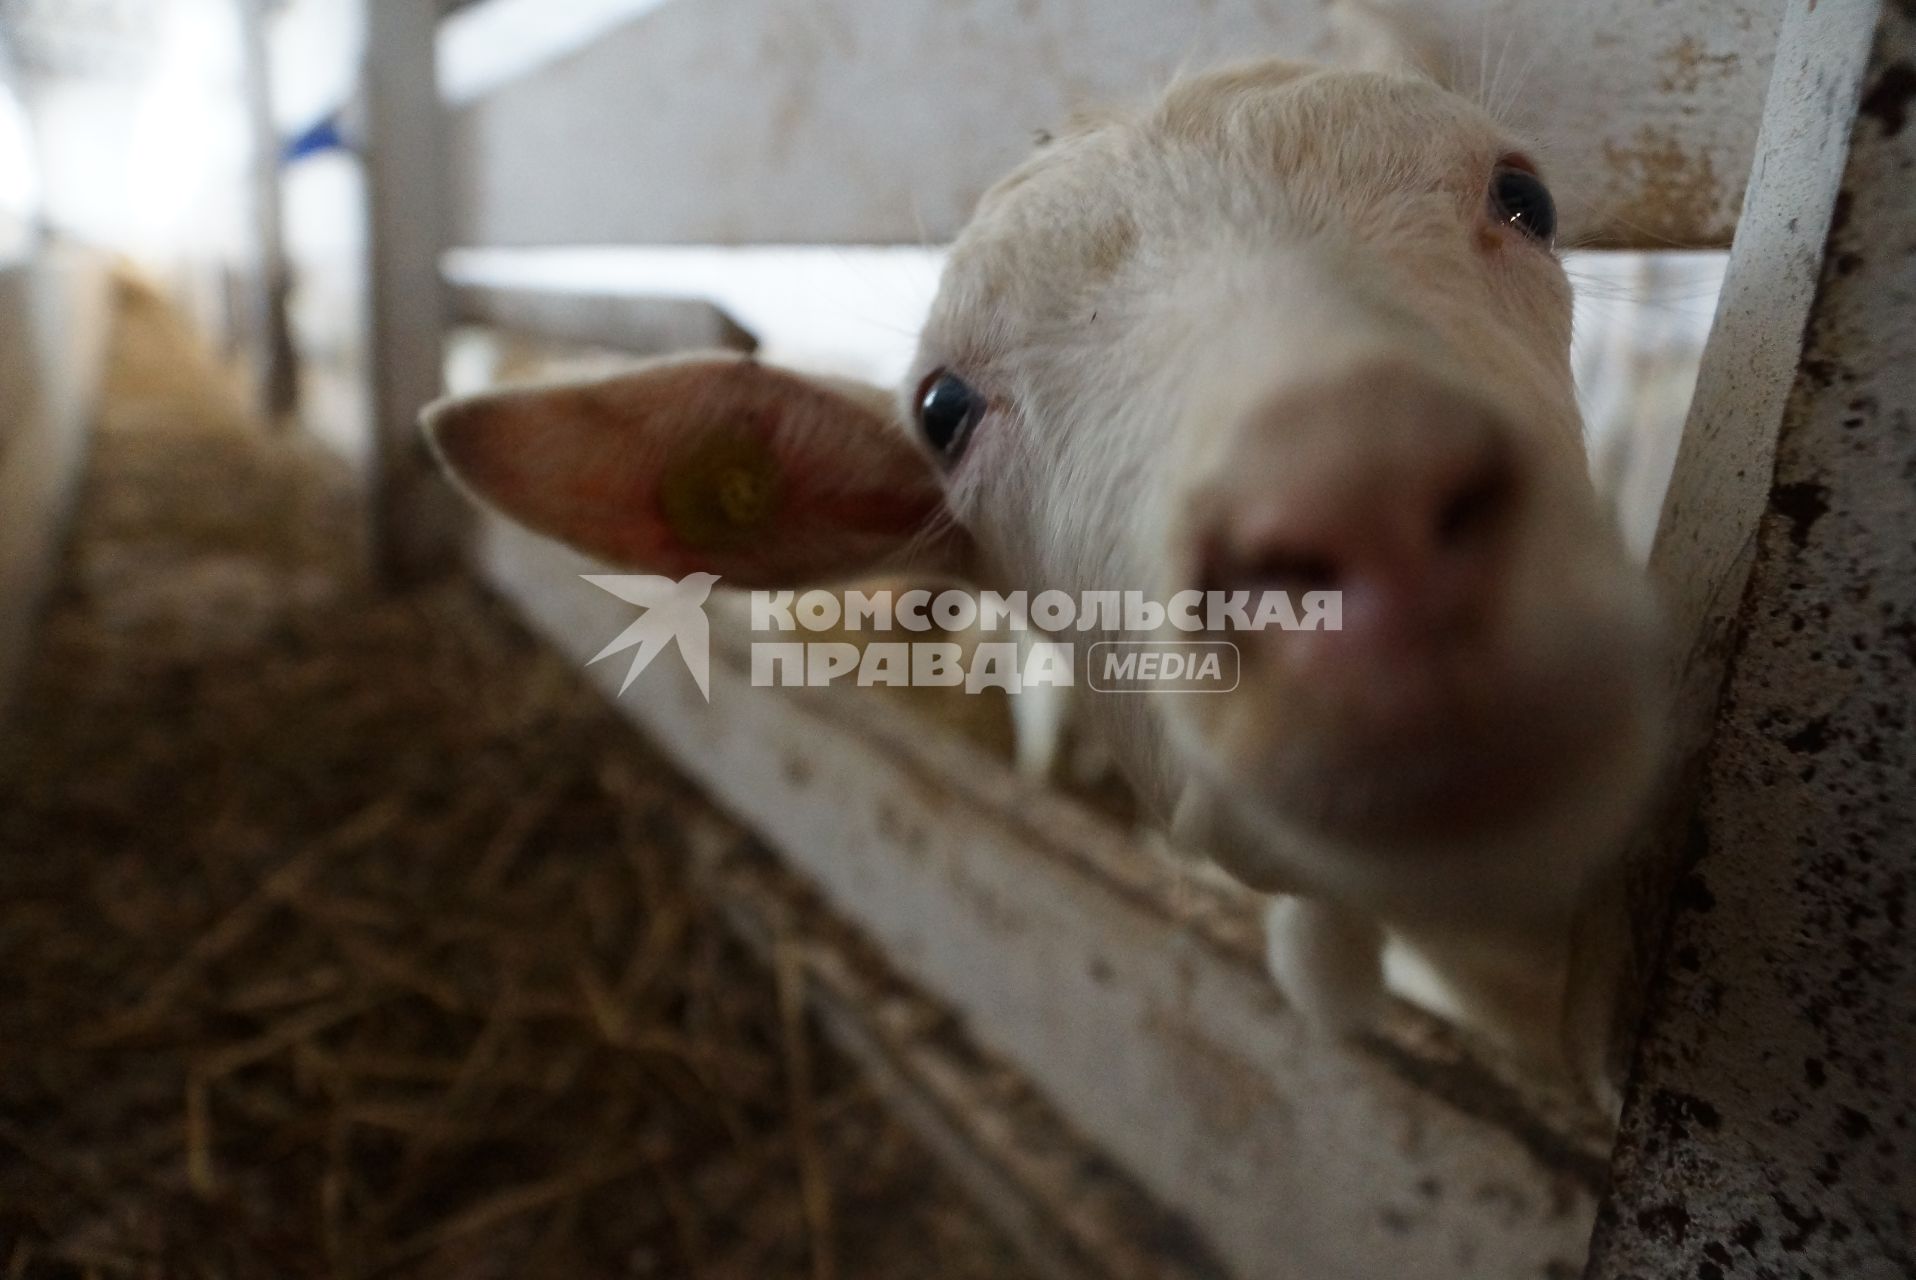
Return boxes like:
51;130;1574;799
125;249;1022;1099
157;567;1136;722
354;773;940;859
907;62;1664;1078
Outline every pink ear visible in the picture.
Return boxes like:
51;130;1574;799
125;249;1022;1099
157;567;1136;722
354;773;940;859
422;354;967;586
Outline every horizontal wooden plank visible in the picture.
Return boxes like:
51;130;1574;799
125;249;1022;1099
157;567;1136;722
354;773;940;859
442;245;943;385
447;0;1777;251
448;281;757;355
473;514;1613;1280
438;0;676;104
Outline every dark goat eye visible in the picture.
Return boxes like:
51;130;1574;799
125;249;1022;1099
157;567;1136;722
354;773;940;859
1489;165;1556;245
917;371;985;460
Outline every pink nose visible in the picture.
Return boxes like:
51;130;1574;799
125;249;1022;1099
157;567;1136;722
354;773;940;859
1196;362;1523;651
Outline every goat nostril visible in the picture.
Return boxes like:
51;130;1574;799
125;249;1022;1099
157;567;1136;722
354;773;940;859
1244;551;1341;596
1436;457;1516;550
1202;542;1341;599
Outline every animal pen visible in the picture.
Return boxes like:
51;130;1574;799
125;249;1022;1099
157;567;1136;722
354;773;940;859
2;0;1912;1277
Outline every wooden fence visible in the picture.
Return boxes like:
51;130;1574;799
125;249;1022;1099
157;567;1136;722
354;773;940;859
352;2;1915;1275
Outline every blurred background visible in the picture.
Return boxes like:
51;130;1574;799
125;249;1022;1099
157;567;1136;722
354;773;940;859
0;2;1725;1277
0;5;1032;1277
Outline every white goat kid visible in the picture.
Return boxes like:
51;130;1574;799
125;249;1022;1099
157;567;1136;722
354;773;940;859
424;60;1666;1084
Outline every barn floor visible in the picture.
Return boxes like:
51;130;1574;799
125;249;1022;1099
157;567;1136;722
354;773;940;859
0;276;1035;1279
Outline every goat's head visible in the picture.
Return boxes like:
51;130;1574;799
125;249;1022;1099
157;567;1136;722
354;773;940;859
425;60;1665;942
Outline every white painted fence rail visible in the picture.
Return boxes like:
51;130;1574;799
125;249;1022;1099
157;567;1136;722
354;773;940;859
476;515;1611;1280
446;0;1780;251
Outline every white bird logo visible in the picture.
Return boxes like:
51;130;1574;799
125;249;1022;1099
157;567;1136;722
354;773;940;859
581;573;721;701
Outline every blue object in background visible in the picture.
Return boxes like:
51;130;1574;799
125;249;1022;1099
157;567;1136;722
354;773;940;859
283;113;348;166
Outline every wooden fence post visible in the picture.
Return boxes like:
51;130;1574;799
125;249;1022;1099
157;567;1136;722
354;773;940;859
362;0;466;582
1588;2;1916;1274
236;0;298;423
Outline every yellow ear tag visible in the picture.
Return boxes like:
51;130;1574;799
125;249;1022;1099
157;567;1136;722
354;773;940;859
659;435;782;551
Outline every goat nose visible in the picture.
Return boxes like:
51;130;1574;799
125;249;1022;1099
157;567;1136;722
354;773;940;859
1196;367;1522;647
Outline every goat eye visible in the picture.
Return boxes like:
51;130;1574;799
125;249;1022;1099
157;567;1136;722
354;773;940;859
917;371;985;460
1489;166;1556;245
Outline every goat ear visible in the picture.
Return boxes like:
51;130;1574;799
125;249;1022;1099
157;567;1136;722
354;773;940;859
422;352;969;587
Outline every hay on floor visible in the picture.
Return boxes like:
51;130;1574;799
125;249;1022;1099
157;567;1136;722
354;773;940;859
0;273;1031;1280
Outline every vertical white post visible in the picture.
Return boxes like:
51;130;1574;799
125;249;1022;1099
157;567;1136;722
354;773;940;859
236;0;298;422
1590;1;1916;1274
361;0;466;581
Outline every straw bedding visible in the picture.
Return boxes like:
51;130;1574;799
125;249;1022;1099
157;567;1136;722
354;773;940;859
0;276;1030;1279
